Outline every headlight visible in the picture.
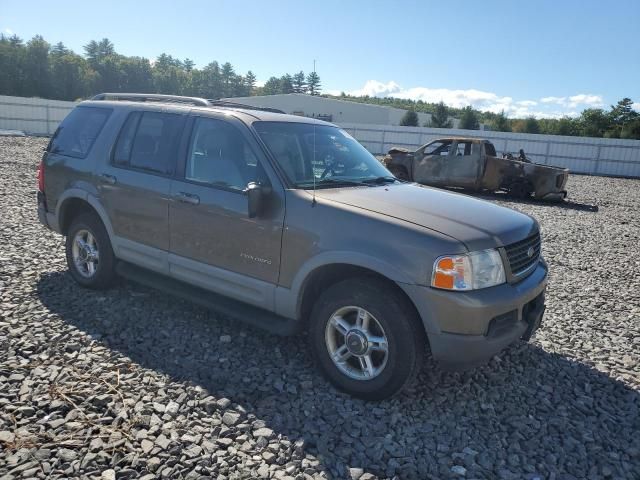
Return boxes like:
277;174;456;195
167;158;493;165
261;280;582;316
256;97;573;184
431;249;506;291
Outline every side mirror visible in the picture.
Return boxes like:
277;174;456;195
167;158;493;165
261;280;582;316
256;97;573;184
245;181;269;218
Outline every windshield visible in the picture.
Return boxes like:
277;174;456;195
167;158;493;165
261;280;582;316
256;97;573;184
253;122;393;188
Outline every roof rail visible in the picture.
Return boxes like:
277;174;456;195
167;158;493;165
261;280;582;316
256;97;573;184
91;93;210;107
207;100;285;114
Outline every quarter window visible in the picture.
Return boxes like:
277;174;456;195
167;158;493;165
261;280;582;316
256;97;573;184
49;107;111;159
453;142;472;156
113;112;141;167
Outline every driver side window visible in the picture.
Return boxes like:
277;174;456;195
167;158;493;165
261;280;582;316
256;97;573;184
424;141;452;156
185;117;266;191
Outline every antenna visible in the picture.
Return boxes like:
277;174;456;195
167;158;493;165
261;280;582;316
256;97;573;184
312;122;317;206
311;59;317;206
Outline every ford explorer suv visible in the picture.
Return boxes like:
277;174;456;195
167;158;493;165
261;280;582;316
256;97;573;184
37;93;547;400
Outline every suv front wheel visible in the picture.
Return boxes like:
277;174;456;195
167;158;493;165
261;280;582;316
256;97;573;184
65;213;116;289
309;277;425;400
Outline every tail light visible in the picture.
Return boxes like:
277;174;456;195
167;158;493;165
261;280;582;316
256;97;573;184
37;158;44;193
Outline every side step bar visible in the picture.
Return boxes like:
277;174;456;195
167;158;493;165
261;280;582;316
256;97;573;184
115;262;302;336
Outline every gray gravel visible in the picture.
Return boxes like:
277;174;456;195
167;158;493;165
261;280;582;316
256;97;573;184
1;136;639;479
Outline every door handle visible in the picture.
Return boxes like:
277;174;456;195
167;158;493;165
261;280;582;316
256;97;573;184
100;173;117;185
176;192;200;205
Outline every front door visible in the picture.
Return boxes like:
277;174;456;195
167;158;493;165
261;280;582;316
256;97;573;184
413;140;452;185
168;115;285;309
440;140;483;188
414;140;481;188
97;110;185;272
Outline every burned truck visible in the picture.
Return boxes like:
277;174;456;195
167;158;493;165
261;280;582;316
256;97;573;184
382;137;568;201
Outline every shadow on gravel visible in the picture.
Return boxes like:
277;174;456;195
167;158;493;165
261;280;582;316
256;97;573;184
37;271;639;479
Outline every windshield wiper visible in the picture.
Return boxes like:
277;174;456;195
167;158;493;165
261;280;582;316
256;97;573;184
296;178;369;188
360;176;397;185
295;176;397;189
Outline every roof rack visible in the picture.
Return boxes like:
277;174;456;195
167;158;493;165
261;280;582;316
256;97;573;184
91;93;287;114
91;93;210;107
207;100;285;114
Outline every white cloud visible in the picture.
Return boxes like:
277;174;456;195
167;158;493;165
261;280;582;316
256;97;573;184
540;96;566;105
2;28;13;35
346;80;403;97
567;94;603;108
336;80;604;118
540;94;604;109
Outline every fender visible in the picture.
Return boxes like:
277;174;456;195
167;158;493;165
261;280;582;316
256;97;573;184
56;189;118;254
274;250;415;320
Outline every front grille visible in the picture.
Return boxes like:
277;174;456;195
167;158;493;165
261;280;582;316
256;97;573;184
504;232;541;277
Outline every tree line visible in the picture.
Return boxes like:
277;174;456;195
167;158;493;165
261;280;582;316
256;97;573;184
339;94;640;140
2;33;637;140
0;34;322;101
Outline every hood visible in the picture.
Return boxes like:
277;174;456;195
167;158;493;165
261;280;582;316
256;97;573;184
314;183;537;251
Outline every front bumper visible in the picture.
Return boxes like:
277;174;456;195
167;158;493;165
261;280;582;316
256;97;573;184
400;260;548;368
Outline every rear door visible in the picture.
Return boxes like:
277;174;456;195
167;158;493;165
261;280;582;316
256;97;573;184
97;110;185;272
168;114;285;309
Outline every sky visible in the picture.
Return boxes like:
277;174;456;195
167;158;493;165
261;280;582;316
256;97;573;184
2;0;639;118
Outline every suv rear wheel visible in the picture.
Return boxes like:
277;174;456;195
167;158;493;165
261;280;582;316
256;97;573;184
65;213;116;289
308;277;425;400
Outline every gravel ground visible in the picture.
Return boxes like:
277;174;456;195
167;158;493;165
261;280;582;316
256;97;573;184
1;136;639;480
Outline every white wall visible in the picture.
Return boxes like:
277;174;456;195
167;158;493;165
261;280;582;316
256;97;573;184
224;93;433;126
340;123;640;178
1;95;639;178
0;95;77;135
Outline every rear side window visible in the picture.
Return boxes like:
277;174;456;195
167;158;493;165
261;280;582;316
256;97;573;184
49;107;111;159
113;112;141;166
453;142;472;156
113;111;184;175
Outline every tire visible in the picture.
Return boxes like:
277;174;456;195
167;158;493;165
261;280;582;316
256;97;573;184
65;213;117;289
509;180;532;199
308;277;425;400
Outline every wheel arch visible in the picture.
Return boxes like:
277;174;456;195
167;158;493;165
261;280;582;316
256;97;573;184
56;190;116;243
289;260;427;342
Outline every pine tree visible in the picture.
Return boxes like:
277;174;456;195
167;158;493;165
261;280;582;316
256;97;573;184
292;71;306;93
244;70;257;95
306;71;321;95
609;98;638;126
490;110;510;132
400;110;419;126
50;42;69;58
221;62;235;97
280;74;294;94
459;107;480;130
429;101;452;128
183;58;195;72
